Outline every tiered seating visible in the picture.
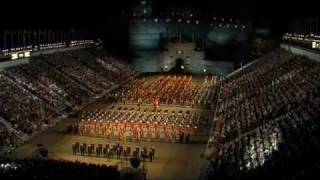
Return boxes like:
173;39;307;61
0;126;20;154
43;51;111;94
4;66;70;111
4;59;92;110
43;49;136;95
71;107;201;142
0;48;136;150
0;74;57;134
76;49;136;84
207;50;320;179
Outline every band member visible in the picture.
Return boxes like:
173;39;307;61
138;120;143;130
130;120;135;130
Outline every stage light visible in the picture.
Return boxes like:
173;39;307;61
11;53;18;60
178;18;182;23
187;20;190;23
312;41;317;48
203;69;207;73
190;13;193;17
195;20;199;24
181;65;184;70
242;25;246;29
24;51;31;57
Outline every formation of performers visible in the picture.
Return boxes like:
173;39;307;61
118;75;218;109
72;142;156;162
70;107;205;143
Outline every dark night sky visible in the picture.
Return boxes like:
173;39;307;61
0;0;318;56
1;0;318;28
1;0;319;40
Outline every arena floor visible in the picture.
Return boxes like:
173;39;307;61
10;74;214;180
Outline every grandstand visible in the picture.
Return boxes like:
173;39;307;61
0;1;320;180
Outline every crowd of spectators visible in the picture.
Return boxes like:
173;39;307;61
206;50;320;179
0;48;136;151
0;126;21;154
0;159;120;179
43;49;135;95
0;74;57;135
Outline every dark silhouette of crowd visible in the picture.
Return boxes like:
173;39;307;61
206;50;320;179
0;159;120;179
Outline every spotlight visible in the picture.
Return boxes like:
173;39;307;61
181;65;184;70
195;20;199;24
203;69;207;73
